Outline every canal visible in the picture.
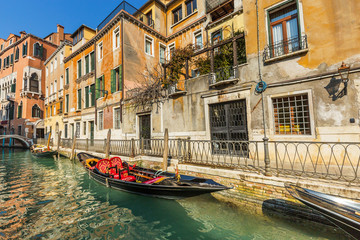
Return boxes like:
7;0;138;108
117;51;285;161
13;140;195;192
0;149;350;239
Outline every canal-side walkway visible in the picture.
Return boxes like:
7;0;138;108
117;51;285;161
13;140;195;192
57;145;360;231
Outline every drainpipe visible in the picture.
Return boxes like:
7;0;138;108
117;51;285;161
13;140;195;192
94;41;97;125
256;0;271;176
121;17;124;123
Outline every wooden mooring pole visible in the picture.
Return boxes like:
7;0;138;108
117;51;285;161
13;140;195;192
162;128;169;171
105;129;111;159
57;131;62;152
71;137;77;160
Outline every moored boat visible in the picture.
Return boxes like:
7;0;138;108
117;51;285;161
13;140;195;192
285;184;360;239
77;152;230;200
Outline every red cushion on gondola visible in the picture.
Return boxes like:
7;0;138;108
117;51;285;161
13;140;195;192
110;156;123;169
121;175;136;182
95;159;111;174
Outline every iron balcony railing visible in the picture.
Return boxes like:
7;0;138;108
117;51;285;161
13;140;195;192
263;35;308;61
97;1;154;31
59;138;360;183
209;66;238;85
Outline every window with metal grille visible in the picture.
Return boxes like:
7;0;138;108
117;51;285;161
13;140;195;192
76;122;80;138
114;108;121;129
98;111;103;130
272;94;311;135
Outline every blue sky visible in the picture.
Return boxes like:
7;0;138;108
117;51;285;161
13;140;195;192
0;0;146;40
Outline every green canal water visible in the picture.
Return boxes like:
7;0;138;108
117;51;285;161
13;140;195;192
0;149;350;240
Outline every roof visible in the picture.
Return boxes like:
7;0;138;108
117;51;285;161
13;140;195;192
44;40;73;65
70;25;96;38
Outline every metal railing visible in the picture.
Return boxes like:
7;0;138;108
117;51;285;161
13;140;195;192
58;138;360;183
209;66;238;85
263;35;308;61
97;1;154;31
36;138;54;146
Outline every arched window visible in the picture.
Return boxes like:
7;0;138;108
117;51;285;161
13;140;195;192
33;42;43;58
54;80;57;92
32;104;41;118
30;73;39;93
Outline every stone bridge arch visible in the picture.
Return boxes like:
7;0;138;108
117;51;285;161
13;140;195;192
0;135;31;148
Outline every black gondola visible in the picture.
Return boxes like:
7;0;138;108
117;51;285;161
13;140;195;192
31;150;57;158
77;152;230;200
285;184;360;240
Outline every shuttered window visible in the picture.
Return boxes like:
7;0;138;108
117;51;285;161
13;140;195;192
22;42;28;56
96;76;105;99
111;66;122;93
90;52;95;71
65;94;69;112
77;89;82;110
114;108;121;129
85;86;89;108
77;59;82;78
85;55;89;74
15;48;19;61
90;84;95;106
18;104;22;119
65;68;69;84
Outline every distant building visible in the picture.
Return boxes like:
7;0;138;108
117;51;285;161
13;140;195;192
0;25;70;139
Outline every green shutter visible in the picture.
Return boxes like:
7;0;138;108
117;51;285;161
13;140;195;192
78;89;81;109
119;65;123;90
78;60;82;77
90;84;95;106
96;78;100;99
15;48;19;60
18;105;22;118
111;69;116;93
85;55;89;74
11;83;15;93
40;44;44;58
102;76;105;97
85;86;89;108
10;54;13;64
91;52;95;71
25;43;28;55
66;68;69;84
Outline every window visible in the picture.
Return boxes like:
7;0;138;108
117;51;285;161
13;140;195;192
15;47;19;61
168;43;175;59
18;126;22;135
54;58;57;69
54;80;57;93
159;44;166;64
85;86;89;108
18;102;22;119
194;30;203;50
46;67;49;77
268;2;300;57
60;75;64;89
22;42;28;56
65;124;68;138
113;27;120;50
146;10;153;27
77;59;82;78
9;39;12;45
33;42;43;58
111;66;122;93
59;101;63;114
65;94;69;112
65;68;69;84
46;87;49;97
90;84;95;106
29;73;39;92
98;42;103;61
211;30;222;45
173;6;182;24
76;122;80;138
98;111;103;130
83;121;87;135
32;104;41;118
272;94;311;135
50;83;53;95
50;62;53;72
186;0;197;16
96;76;105;99
90;52;95;71
85;55;89;74
10;54;13;65
0;44;3;50
53;105;56;115
50;106;53;116
145;36;153;56
114;108;121;129
60;51;64;63
77;89;82;110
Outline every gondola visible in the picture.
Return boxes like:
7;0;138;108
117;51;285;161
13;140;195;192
30;144;57;158
77;152;230;200
285;184;360;239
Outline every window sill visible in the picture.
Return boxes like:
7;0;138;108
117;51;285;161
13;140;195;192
264;48;309;64
171;10;198;29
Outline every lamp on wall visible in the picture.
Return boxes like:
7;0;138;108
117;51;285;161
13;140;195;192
338;62;350;95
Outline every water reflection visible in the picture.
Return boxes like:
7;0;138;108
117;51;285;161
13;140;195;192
0;149;350;240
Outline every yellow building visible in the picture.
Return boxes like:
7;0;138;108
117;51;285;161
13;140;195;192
44;41;72;143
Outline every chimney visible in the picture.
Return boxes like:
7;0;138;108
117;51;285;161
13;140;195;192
20;31;26;38
57;24;64;41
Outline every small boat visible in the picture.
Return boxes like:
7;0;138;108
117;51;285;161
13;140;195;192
31;144;57;158
77;152;230;200
285;184;360;239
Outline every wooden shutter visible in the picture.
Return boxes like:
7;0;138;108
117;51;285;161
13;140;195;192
78;89;81;109
91;52;95;71
9;105;14;120
25;43;28;55
18;105;22;118
10;54;13;65
119;65;123;90
111;69;116;93
85;86;89;108
15;48;19;60
85;55;89;74
96;78;100;99
102;76;105;97
40;44;44;58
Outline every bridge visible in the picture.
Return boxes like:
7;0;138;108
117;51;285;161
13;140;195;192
0;135;32;148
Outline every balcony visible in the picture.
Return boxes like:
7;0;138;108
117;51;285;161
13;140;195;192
168;80;187;98
6;92;15;101
209;66;239;88
206;0;234;22
97;1;154;31
45;98;49;105
20;88;42;97
263;35;308;63
49;93;57;103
